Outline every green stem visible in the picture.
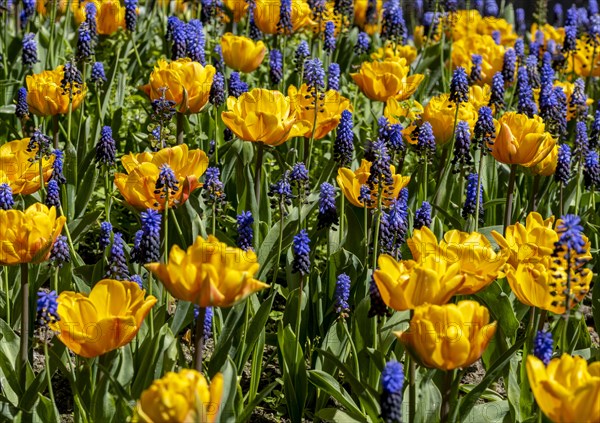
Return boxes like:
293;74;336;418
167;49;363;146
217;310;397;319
43;337;56;408
65;352;88;423
254;143;264;248
176;112;184;145
441;370;455;422
19;263;29;386
170;208;185;245
104;166;111;221
503;164;518;234
341;320;360;378
130;33;144;69
211;203;216;235
271;209;284;285
474;152;485;232
408;309;416;423
339;193;345;246
574;164;584;215
561;269;572;353
147;272;155;337
52;115;59;150
528;175;540;212
195;307;206;372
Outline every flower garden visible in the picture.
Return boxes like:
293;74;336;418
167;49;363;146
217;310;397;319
0;0;599;421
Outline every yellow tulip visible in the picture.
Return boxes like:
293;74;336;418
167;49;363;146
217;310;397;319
452;34;505;85
565;37;600;77
157;0;187;12
531;144;558;176
0;138;54;195
552;81;594;121
287;84;352;140
351;59;424;102
0;204;65;265
221;88;310;146
114;144;208;211
491;112;556;167
407;227;507;295
136;370;224;423
353;0;382;35
505;255;593;314
51;280;156;358
140;59;216;114
448;10;483;41
223;0;247;22
527;354;600;423
491;211;557;267
336;159;410;208
36;0;68;16
397;301;497;371
73;0;126;35
253;0;314;34
146;235;269;308
476;16;517;46
414;24;442;49
373;254;465;311
421;94;479;145
220;33;266;73
26;66;87;116
370;44;417;64
530;23;565;50
384;98;424;143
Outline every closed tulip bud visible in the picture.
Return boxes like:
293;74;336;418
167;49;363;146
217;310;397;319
397;301;497;370
51;279;156;358
136;370;224;423
220;33;266;73
527;354;600;423
147;235;269;307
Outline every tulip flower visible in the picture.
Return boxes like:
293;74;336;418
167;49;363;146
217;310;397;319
374;254;465;311
0;204;66;265
221;88;310;146
505;255;593;314
0;138;54;195
397;301;497;371
51;280;156;358
353;0;382;35
384;97;423;142
531;144;558;176
549;80;594;121
452;34;505;85
220;33;266;73
336;159;410;208
223;0;247;22
253;0;314;34
421;93;479;145
370;44;417;64
287;84;352;140
476;16;518;46
26;66;87;116
351;59;424;102
529;23;565;49
140;59;216;114
136;370;224;423
114;144;208;211
491;211;558;267
491;112;556;167
407;227;507;295
36;0;68;16
73;0;126;35
146;235;269;308
566;39;600;78
527;354;600;423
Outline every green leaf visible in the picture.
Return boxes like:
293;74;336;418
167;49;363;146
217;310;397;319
315;408;365;422
308;370;366;421
214;357;238;423
238;381;279;423
277;324;307;423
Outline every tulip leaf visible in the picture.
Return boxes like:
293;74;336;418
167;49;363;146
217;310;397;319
308;370;366;422
315;408;364;423
462;400;510;423
208;302;246;377
215;357;239;423
593;280;600;345
169;300;193;335
238;381;279;423
475;280;520;341
34;394;59;423
277;324;307;423
238;293;275;369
